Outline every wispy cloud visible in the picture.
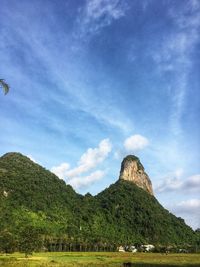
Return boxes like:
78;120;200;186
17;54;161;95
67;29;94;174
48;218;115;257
170;198;200;229
0;2;133;136
155;168;184;193
67;170;105;189
66;138;112;178
86;0;126;19
156;172;200;194
51;163;70;180
152;0;200;136
51;139;112;189
174;199;200;214
76;0;128;37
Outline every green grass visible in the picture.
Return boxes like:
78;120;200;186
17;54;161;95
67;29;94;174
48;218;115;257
0;252;200;267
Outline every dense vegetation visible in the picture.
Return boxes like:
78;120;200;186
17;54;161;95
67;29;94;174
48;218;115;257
0;153;198;254
0;79;9;95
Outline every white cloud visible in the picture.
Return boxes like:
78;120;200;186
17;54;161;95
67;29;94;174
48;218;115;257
77;0;128;36
155;168;183;193
86;0;126;20
51;138;112;189
156;172;200;194
51;163;70;180
190;0;200;11
27;154;37;163
124;134;149;152
170;199;200;229
156;177;182;193
67;170;105;189
184;175;200;191
175;199;200;213
174;168;184;178
66;138;112;178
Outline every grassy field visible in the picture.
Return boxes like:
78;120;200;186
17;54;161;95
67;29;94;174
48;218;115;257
0;252;200;267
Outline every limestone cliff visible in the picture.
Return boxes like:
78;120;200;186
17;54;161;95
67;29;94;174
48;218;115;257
119;155;154;195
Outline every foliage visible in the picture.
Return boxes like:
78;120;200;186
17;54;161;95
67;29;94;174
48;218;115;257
0;152;197;253
95;180;195;245
0;230;16;253
195;229;200;250
18;225;43;256
0;79;9;95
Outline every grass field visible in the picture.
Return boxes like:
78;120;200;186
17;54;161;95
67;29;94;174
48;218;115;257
0;252;200;267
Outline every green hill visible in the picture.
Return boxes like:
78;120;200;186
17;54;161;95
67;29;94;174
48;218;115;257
0;152;197;253
0;152;80;210
0;153;82;244
95;180;195;245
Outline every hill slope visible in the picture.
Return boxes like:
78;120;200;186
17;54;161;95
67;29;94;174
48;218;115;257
0;152;81;239
0;152;80;210
95;180;195;244
0;152;197;252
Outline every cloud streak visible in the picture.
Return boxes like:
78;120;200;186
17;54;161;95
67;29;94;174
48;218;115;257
175;199;200;214
66;139;112;178
67;170;105;189
170;198;200;229
0;2;133;135
51;163;70;180
51;139;112;189
152;0;200;136
76;0;128;36
156;173;200;194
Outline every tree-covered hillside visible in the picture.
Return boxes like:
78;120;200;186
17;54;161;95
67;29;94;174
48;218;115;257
95;180;195;245
0;152;198;253
0;152;82;250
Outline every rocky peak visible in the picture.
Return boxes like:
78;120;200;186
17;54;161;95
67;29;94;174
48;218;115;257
119;155;154;195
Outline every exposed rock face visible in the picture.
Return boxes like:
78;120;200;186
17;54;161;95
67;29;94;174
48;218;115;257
119;155;154;195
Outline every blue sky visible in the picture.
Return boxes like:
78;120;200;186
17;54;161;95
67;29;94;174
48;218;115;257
0;0;200;229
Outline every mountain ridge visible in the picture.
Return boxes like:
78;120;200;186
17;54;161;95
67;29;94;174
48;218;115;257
0;152;197;252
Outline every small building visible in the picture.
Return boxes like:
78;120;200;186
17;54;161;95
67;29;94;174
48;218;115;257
3;190;8;197
141;244;155;252
118;246;125;252
129;245;137;253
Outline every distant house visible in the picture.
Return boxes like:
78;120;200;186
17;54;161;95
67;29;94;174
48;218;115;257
141;244;155;252
179;248;188;253
129;245;137;253
3;190;8;197
118;246;125;252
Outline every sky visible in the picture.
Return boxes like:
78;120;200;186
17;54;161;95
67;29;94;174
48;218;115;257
0;0;200;230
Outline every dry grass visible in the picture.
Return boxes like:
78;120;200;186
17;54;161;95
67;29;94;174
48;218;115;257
0;252;200;267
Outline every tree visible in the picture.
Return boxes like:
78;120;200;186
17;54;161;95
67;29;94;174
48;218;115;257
195;229;200;247
0;230;16;253
18;225;43;257
0;79;9;95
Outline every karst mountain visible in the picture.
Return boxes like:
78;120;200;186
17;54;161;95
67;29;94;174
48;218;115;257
0;152;196;250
